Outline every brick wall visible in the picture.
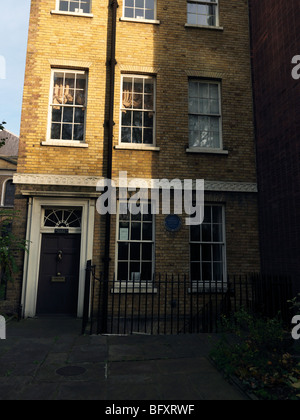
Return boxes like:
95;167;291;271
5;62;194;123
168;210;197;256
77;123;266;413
8;0;261;315
249;0;300;289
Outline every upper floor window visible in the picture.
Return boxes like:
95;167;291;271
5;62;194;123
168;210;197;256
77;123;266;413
187;0;218;27
123;0;156;20
48;69;87;142
188;80;222;149
57;0;91;14
120;75;155;145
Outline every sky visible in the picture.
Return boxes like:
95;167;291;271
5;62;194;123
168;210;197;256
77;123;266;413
0;1;31;136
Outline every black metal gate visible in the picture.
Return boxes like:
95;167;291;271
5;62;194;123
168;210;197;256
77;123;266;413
82;262;294;335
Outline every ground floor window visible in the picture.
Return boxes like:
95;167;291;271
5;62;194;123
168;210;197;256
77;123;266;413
116;202;154;283
190;204;226;285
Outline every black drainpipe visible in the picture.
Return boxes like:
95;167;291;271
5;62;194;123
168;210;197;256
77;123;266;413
100;0;118;334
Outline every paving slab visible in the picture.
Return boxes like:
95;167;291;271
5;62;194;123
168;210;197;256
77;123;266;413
0;318;247;400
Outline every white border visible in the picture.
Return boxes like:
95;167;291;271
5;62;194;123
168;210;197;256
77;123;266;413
21;197;95;318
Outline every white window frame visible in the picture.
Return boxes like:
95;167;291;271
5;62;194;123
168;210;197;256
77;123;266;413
186;0;219;27
119;74;156;147
46;68;88;145
54;0;92;15
190;204;227;292
1;178;15;207
114;200;156;293
122;0;158;23
188;79;223;151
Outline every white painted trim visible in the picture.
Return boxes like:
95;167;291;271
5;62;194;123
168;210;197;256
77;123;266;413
21;197;95;318
186;147;228;155
13;173;102;187
119;17;160;25
13;173;258;193
51;10;94;18
1;177;13;206
41;140;88;148
114;144;160;151
185;24;223;31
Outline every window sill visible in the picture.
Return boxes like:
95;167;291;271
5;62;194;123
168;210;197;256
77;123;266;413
185;23;223;31
186;147;228;155
41;140;88;148
189;284;228;294
111;284;158;294
115;144;160;152
120;17;160;25
50;10;94;18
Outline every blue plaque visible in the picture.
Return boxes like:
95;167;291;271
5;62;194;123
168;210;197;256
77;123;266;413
165;214;182;232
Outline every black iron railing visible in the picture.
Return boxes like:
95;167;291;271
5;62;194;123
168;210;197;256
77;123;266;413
82;264;294;335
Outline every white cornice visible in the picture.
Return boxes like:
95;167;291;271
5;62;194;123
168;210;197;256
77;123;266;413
13;173;257;193
13;173;101;187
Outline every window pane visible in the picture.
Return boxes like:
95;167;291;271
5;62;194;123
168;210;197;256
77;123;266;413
118;242;129;260
190;244;200;262
51;123;61;139
52;107;62;123
59;1;69;11
202;223;212;242
142;222;152;240
125;7;134;18
202;244;211;262
130;263;141;280
62;124;73;140
122;110;132;126
132;128;142;143
74;108;85;124
213;224;222;242
118;262;128;281
121;127;131;143
141;262;152;281
191;262;200;281
130;243;141;261
74;125;84;141
213;263;223;281
142;243;152;260
131;222;141;240
213;245;222;262
136;0;144;8
202;263;212;281
70;1;80;12
144;112;153;127
125;0;134;7
63;107;73;123
133;111;143;127
144;128;153;144
190;225;200;242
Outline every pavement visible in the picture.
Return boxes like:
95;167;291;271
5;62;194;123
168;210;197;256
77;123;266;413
0;317;247;401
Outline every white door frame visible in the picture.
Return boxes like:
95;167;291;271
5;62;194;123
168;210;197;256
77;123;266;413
21;197;95;318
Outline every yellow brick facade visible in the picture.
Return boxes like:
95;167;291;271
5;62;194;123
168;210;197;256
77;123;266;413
3;0;260;319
